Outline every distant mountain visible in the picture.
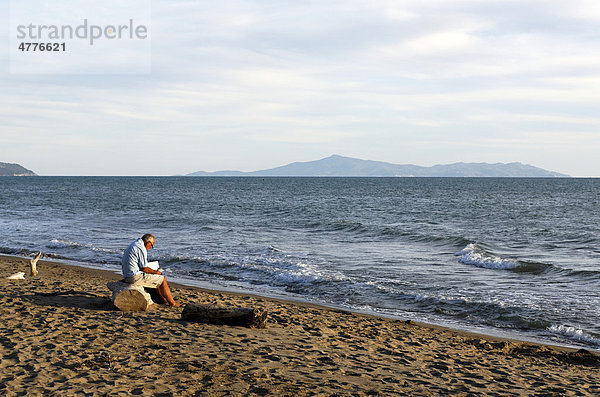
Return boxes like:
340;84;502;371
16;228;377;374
186;155;569;177
0;162;37;176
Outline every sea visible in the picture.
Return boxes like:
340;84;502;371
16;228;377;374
1;177;599;350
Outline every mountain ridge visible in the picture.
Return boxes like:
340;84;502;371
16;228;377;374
187;155;569;177
0;162;37;176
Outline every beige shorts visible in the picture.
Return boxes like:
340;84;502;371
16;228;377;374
124;273;165;288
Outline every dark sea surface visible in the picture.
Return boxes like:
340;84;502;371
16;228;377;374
1;177;599;349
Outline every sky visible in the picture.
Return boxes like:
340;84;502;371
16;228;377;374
1;0;599;176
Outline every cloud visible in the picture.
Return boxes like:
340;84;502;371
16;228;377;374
551;0;600;22
468;112;600;126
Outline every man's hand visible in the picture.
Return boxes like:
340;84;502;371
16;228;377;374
142;267;162;275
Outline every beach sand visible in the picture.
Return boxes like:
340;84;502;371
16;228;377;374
1;255;599;396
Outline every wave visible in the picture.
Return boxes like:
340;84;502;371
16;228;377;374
456;243;519;270
455;243;551;273
0;246;36;256
234;258;351;288
455;244;600;279
305;219;369;235
160;247;351;292
48;239;82;249
547;324;600;347
364;280;556;331
0;245;109;265
379;227;473;246
47;239;120;255
305;219;475;250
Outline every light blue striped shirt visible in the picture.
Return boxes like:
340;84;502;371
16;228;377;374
121;238;147;277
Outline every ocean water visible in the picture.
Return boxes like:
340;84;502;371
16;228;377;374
1;177;599;350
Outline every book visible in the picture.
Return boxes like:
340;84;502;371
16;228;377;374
147;261;160;271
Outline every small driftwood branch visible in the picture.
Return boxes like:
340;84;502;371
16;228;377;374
107;281;153;311
181;304;268;328
30;251;42;276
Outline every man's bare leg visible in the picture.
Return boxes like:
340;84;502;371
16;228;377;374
157;279;180;307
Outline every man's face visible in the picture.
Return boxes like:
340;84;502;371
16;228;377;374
145;238;155;250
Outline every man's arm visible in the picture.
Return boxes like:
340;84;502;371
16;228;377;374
142;267;162;275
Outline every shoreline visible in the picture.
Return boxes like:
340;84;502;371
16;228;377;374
0;253;592;353
2;254;600;395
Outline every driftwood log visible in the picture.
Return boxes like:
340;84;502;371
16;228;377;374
181;304;267;328
107;281;153;311
30;251;42;276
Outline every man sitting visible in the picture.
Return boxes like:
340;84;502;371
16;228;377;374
122;233;180;307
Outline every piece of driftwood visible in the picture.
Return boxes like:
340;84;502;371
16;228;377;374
30;251;42;276
107;281;153;311
6;272;25;280
181;304;268;328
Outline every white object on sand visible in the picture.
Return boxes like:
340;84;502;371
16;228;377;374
7;272;26;280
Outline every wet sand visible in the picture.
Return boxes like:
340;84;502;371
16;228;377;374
1;254;599;396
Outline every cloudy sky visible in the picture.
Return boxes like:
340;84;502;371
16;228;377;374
1;0;599;176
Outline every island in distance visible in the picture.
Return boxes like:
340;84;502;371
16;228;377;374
0;162;37;176
187;155;569;177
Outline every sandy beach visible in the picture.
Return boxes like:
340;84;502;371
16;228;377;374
1;254;599;396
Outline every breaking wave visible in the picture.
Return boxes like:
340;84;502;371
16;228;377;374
48;239;118;254
455;243;551;274
547;324;600;347
456;244;520;270
48;239;82;249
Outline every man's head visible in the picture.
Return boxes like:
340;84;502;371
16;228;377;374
142;233;155;250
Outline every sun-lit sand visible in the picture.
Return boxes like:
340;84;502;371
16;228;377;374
1;254;599;396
